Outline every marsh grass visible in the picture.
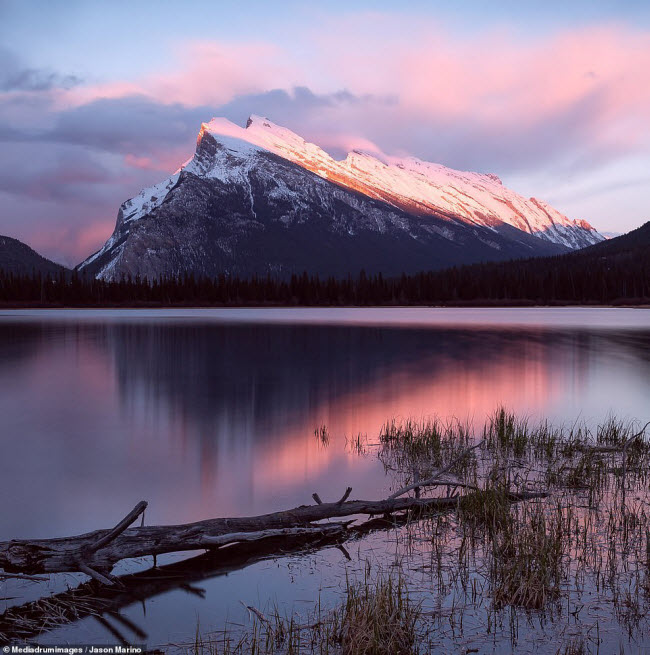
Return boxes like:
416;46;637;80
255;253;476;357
376;410;650;621
560;450;606;490
185;570;422;655
379;417;477;485
557;638;590;655
332;571;421;655
345;432;368;456
176;410;650;653
487;407;531;457
457;485;511;532
489;502;566;609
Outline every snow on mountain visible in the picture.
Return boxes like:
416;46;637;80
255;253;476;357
98;114;602;251
194;115;603;249
120;173;182;225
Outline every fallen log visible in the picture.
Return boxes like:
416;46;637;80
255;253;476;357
0;490;545;579
0;512;415;641
2;510;426;643
0;488;549;641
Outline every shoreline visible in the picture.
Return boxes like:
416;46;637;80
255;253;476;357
1;301;649;310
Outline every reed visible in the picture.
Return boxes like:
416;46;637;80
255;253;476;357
185;570;422;655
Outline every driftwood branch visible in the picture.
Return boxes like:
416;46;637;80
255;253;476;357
76;561;115;586
73;501;147;586
0;513;408;641
87;501;148;554
0;492;547;642
0;496;457;576
336;487;353;505
200;524;348;546
312;487;351;506
241;601;272;627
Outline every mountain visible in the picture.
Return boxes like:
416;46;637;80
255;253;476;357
578;221;649;260
0;235;67;276
420;221;650;303
79;116;603;280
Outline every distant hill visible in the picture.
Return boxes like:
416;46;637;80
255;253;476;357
422;221;650;304
0;235;68;276
580;222;650;257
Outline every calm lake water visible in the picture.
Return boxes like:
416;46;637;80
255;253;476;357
1;307;650;650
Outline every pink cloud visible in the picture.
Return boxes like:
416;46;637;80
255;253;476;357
309;132;385;157
16;217;115;267
124;150;188;172
59;41;300;109
320;20;650;150
124;154;158;170
49;20;650;168
73;219;115;258
146;41;300;106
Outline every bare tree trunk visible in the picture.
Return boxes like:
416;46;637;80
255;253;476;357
0;490;545;579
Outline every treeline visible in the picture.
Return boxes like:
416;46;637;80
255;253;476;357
0;249;648;306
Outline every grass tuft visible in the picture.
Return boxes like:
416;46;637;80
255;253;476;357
332;572;421;655
490;503;566;610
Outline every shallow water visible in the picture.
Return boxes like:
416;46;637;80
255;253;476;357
1;308;649;651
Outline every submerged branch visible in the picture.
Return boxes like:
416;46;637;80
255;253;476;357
388;439;485;500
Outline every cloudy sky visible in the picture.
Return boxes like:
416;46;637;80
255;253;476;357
1;0;649;265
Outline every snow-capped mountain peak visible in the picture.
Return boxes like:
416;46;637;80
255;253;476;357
192;116;601;249
79;115;603;281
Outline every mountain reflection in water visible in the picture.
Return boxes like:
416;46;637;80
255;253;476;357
1;316;649;542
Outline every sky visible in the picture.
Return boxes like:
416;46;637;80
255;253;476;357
1;0;649;265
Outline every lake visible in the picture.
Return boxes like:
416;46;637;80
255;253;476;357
1;307;650;651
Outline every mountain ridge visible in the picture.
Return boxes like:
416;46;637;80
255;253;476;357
78;116;603;281
197;116;602;250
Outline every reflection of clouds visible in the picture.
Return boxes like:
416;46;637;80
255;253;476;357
106;324;600;514
1;320;649;538
246;331;590;497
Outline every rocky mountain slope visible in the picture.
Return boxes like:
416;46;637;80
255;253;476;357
79;117;603;280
